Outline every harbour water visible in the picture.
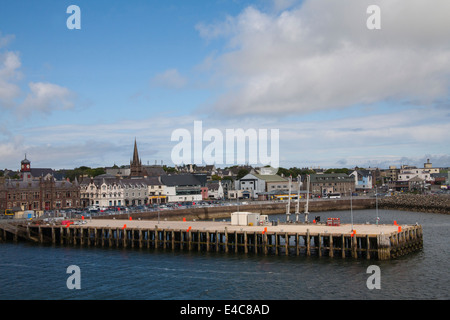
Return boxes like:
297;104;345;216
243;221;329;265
0;209;449;300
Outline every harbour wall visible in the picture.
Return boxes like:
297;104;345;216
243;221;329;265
94;198;376;221
379;194;450;214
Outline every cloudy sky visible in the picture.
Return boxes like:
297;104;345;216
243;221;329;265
1;0;449;170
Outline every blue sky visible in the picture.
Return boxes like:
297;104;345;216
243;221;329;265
1;0;449;170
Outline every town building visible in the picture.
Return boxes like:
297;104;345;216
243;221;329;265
0;156;80;212
349;169;373;191
235;168;295;199
206;181;224;199
160;174;206;203
397;159;439;182
79;174;162;207
309;173;355;197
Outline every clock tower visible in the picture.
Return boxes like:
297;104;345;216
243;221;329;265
20;154;32;181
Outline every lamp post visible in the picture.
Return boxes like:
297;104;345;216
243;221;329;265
375;185;379;225
350;188;354;232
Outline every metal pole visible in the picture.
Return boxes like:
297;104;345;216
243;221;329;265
350;188;353;232
286;176;292;222
295;175;301;222
304;175;310;223
376;185;379;224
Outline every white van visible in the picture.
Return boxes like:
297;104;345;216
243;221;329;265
328;193;341;199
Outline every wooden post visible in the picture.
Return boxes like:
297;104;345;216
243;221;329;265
244;231;248;254
366;235;370;259
109;228;113;247
318;233;322;257
188;229;192;251
275;233;279;255
306;229;310;256
296;233;300;256
263;232;268;255
80;228;85;246
341;234;345;258
285;233;289;256
329;235;334;258
376;235;382;260
234;231;238;253
224;227;228;253
38;226;43;243
51;227;55;244
154;226;159;249
161;230;165;249
123;228;127;248
215;231;219;252
352;235;357;258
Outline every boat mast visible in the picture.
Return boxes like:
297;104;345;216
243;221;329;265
286;175;292;222
376;184;379;226
304;174;310;223
295;175;301;222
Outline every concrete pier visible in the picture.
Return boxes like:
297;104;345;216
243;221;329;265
0;219;423;260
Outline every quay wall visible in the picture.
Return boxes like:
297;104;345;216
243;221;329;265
94;198;376;221
92;194;450;222
379;194;450;214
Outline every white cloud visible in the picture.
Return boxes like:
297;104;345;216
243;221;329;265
18;82;76;117
0;106;446;169
197;0;450;116
0;32;15;49
0;33;76;118
0;50;22;108
150;68;187;89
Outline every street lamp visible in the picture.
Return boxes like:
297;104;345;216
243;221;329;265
350;188;354;232
375;185;379;225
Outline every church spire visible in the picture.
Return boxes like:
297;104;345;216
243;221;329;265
132;138;140;165
130;138;147;177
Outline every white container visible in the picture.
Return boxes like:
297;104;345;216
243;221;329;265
231;212;260;226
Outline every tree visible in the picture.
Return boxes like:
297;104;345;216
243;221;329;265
65;166;105;181
325;168;350;175
236;169;249;180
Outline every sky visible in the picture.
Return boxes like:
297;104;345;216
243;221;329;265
0;0;449;171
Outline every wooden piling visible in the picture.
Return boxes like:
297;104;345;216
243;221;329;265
0;221;424;261
224;227;228;253
306;229;310;256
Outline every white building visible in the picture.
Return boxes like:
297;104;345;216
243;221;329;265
236;172;290;199
349;169;373;190
160;174;205;203
80;174;163;207
207;181;224;199
397;160;439;182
